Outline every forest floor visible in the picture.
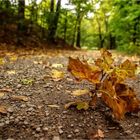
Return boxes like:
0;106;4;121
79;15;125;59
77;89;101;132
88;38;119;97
0;46;140;140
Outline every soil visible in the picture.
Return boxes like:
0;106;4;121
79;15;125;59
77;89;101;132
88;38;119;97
0;48;140;140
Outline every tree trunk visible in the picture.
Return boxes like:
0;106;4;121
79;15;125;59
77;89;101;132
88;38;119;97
109;33;116;49
76;18;81;48
96;16;104;49
47;0;61;43
18;0;25;32
64;11;67;42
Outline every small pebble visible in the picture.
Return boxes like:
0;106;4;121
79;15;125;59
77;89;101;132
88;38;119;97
21;104;26;108
134;123;139;126
125;130;132;134
0;122;4;127
52;136;60;140
67;134;72;138
70;124;74;127
36;127;41;132
5;120;10;124
42;127;48;131
7;107;14;113
74;129;79;133
24;121;28;125
58;129;63;134
7;138;15;140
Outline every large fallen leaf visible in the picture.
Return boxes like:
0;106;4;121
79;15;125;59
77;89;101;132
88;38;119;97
71;89;89;96
0;106;7;114
11;95;28;102
68;57;102;84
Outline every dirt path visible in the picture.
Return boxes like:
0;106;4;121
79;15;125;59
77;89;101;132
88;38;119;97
0;49;140;140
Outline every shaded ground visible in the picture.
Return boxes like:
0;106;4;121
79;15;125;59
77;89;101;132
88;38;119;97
0;48;140;140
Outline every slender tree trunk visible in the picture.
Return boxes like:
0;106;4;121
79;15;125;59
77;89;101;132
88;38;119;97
18;0;25;32
64;11;67;42
47;0;61;43
109;33;116;49
76;18;81;48
71;20;77;46
96;16;104;49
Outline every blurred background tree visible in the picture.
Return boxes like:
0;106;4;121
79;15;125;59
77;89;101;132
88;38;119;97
0;0;140;53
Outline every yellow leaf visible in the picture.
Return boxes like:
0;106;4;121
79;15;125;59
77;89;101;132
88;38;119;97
65;101;89;110
51;69;64;79
0;92;5;98
76;101;89;110
21;79;34;85
51;63;64;68
71;89;89;96
11;95;28;102
7;70;16;75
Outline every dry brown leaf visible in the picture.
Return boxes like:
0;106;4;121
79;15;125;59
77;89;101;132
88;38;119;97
0;106;7;114
48;105;60;108
0;88;13;93
68;57;102;84
11;95;28;102
93;129;104;138
71;89;89;96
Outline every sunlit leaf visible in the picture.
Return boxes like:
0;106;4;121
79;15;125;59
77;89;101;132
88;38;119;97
71;89;89;96
7;70;16;75
51;69;64;80
51;63;64;68
11;95;28;102
0;92;5;98
21;79;34;85
48;104;60;108
68;57;102;83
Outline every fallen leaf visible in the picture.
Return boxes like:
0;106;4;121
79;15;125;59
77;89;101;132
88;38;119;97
76;101;89;110
93;129;104;138
0;88;13;93
68;57;102;84
48;104;60;108
0;106;7;114
7;70;16;75
11;95;28;102
51;69;64;80
71;89;89;96
21;79;34;85
51;63;64;68
65;101;89;110
0;92;5;98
